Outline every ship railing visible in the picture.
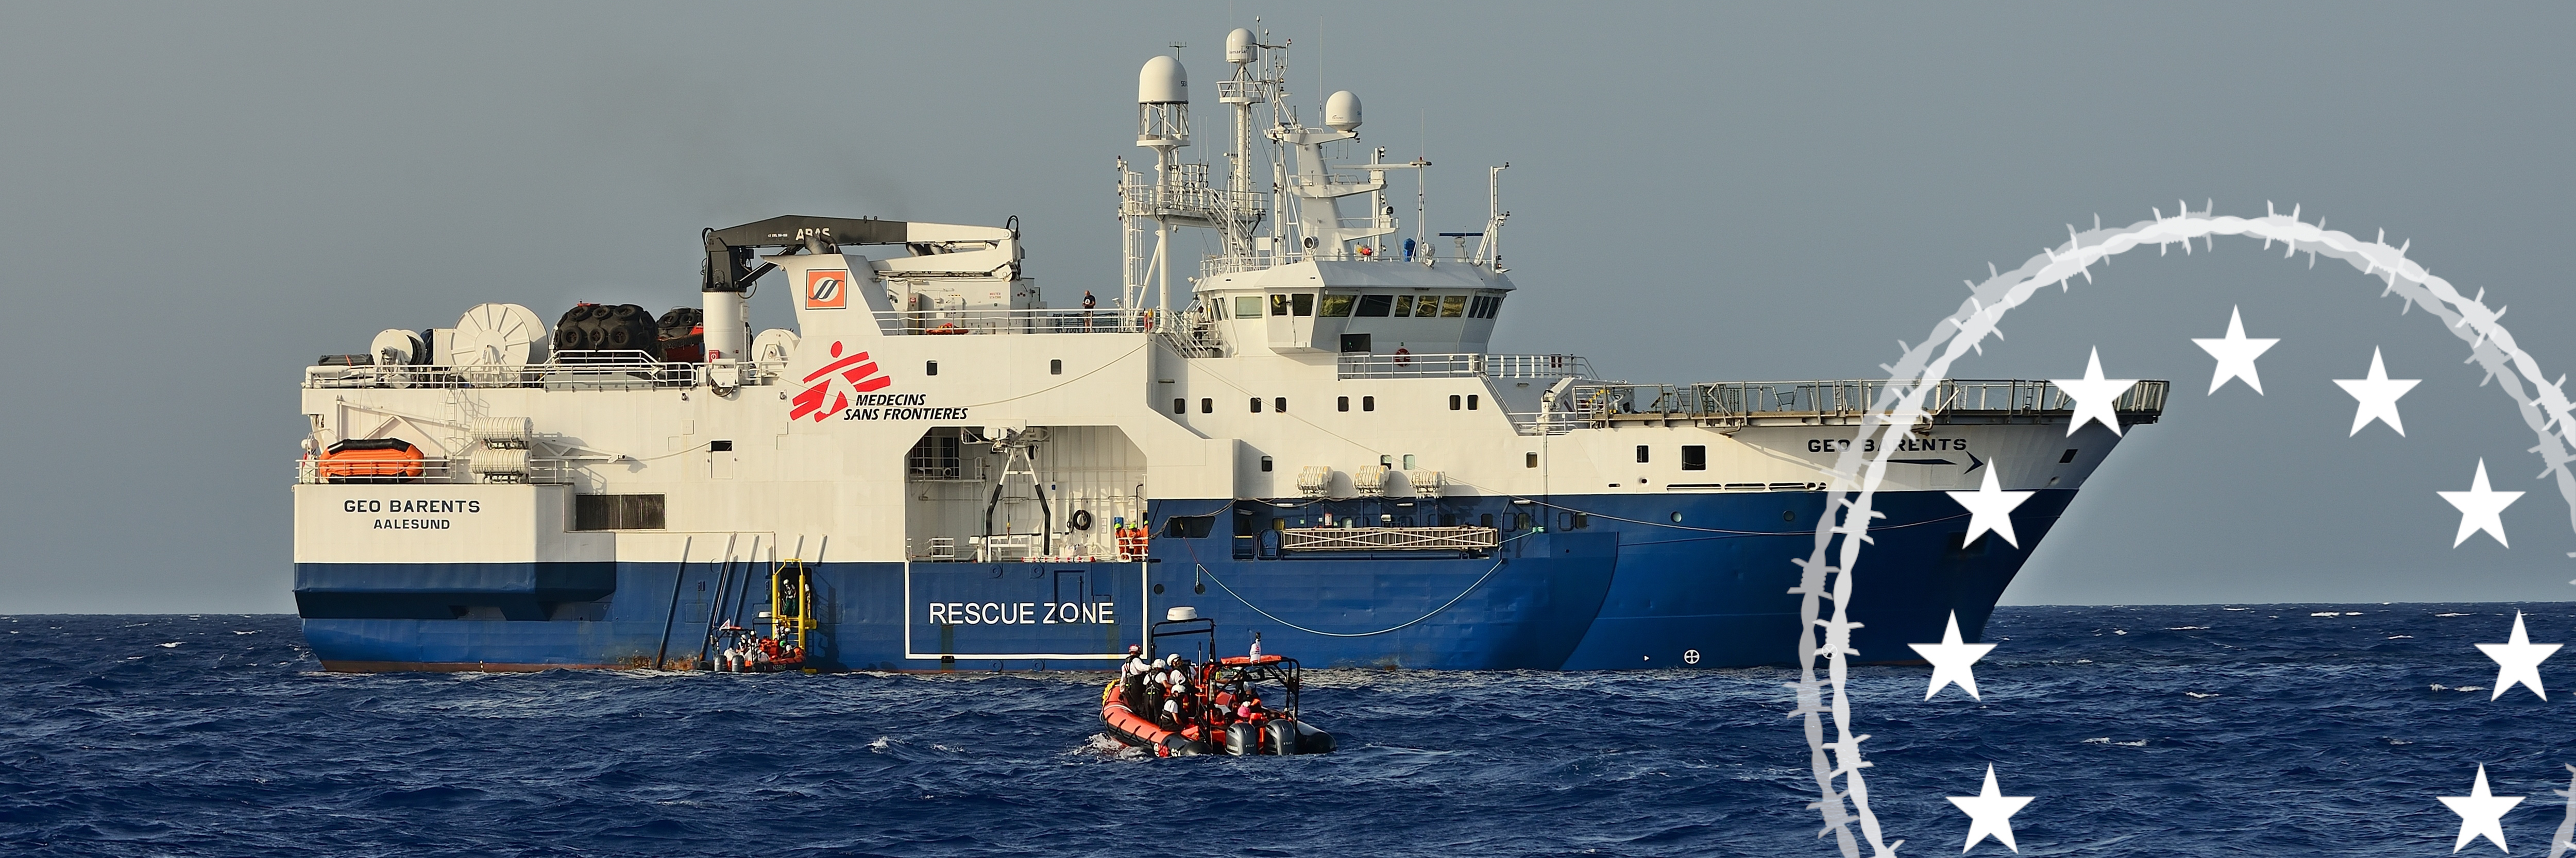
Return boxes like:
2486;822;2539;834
1199;247;1488;276
302;353;793;390
1120;168;1265;221
1555;378;2172;427
873;308;1149;336
1335;352;1591;380
294;455;573;486
1278;526;1499;553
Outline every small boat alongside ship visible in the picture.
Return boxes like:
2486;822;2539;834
1099;608;1335;757
289;26;2165;674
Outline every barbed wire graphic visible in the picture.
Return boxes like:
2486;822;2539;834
1792;203;2576;857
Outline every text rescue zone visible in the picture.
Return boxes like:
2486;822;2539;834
926;601;1116;626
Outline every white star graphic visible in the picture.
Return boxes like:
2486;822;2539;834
2473;610;2561;701
1948;764;2036;853
2049;348;2139;437
2439;459;2525;548
2438;764;2525;854
1909;610;1999;700
2333;347;2421;437
1945;464;2036;548
2191;306;2279;395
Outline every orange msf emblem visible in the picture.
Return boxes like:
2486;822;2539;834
805;269;849;310
789;341;891;422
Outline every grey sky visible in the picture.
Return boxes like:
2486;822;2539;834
3;2;2571;612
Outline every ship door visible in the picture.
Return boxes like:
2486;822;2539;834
1052;569;1087;617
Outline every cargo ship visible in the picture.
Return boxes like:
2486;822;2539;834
291;28;2166;672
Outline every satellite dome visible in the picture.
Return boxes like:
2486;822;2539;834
1225;28;1257;64
1138;55;1188;104
1324;90;1362;132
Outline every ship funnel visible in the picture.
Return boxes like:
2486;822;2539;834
1324;90;1362;132
1138;55;1188;104
1224;28;1256;64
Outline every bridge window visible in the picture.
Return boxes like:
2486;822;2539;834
1292;294;1314;316
1391;295;1415;317
1355;294;1393;317
1318;294;1354;317
1439;295;1468;318
1682;445;1707;471
1234;296;1264;318
1269;294;1289;316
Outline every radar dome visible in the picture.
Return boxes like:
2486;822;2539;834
1324;90;1362;132
1225;28;1256;64
1138;55;1188;104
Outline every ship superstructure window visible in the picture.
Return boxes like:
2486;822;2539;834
1355;295;1393;317
1449;394;1462;410
1440;296;1468;317
1049;359;1062;374
1363;396;1375;411
1174;398;1187;415
1467;394;1479;410
925;361;939;376
2060;448;2079;463
1250;398;1263;413
1274;397;1287;413
1259;456;1273;472
1526;452;1539;468
1318;295;1354;317
1201;398;1213;414
905;430;963;478
1161;515;1215;538
1391;295;1415;317
1293;294;1314;316
573;494;665;531
1469;295;1504;318
1636;445;1650;463
1682;445;1707;471
1337;396;1350;412
1235;296;1264;318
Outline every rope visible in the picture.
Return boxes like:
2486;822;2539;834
1181;532;1527;638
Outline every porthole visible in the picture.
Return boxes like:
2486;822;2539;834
1783;510;1797;522
1670;511;1683;523
1153;583;1165;594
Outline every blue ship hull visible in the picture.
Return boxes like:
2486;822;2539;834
297;490;2072;672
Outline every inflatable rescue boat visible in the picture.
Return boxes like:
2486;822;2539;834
1099;608;1335;757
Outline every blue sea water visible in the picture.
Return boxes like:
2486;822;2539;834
4;606;2575;857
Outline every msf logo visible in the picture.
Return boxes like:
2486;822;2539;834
805;269;849;310
789;341;890;422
